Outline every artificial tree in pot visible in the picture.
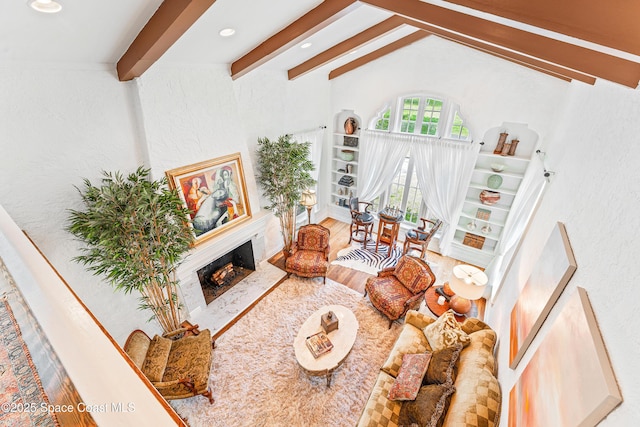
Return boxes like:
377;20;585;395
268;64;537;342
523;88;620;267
67;167;195;335
256;134;316;256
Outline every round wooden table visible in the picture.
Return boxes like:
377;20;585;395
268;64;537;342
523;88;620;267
424;287;468;322
294;305;359;386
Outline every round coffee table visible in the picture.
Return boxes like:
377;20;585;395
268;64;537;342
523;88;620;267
294;305;358;386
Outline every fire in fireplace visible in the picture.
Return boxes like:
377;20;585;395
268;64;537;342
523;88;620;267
197;240;256;305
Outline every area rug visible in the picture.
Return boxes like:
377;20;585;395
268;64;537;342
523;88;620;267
0;298;59;427
331;241;403;275
170;277;401;427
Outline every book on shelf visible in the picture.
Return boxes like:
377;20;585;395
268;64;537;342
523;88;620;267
305;331;334;358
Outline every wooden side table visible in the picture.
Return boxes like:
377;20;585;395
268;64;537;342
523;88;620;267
375;211;403;254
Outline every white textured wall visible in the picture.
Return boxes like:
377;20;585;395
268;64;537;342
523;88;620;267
490;79;640;424
0;64;153;344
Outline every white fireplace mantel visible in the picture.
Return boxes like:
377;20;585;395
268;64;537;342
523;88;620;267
176;210;269;317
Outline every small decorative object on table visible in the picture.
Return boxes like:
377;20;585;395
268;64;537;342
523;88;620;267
305;331;334;358
321;311;339;333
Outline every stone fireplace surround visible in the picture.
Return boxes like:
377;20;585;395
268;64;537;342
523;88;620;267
176;211;286;335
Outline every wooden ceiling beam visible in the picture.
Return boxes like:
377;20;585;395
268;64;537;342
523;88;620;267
230;0;359;80
117;0;217;82
329;30;429;80
288;15;406;80
361;0;640;87
404;18;596;85
444;0;640;56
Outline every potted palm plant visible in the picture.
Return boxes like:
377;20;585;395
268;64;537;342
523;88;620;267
256;135;316;256
67;166;195;335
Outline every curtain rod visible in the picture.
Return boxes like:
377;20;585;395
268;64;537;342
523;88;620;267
286;125;326;137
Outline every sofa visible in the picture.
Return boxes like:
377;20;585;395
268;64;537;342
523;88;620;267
357;309;501;427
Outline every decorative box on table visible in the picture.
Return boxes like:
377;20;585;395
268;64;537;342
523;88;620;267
321;311;339;333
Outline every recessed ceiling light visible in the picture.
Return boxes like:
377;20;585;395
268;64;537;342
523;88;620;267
219;28;236;37
29;0;62;13
301;42;312;49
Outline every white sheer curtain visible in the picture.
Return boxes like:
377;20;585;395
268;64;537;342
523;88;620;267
412;138;480;255
358;130;415;201
485;156;548;300
291;127;325;183
291;127;325;218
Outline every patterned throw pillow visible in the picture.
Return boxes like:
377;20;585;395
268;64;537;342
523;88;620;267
388;353;432;401
423;343;464;386
423;309;471;352
141;335;172;382
398;383;456;427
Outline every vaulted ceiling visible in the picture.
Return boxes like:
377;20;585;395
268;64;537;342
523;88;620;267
6;0;640;88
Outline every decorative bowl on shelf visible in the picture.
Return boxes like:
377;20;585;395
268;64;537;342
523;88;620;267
339;150;355;161
487;174;503;189
479;190;501;205
490;163;505;172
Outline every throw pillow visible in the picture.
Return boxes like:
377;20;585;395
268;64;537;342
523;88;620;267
423;343;464;386
398;383;456;427
141;335;172;382
388;353;432;401
423;309;471;352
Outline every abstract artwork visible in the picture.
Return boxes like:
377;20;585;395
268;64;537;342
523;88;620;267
509;221;577;368
166;153;251;245
508;287;622;426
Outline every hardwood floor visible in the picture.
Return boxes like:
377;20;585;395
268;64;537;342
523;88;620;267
269;217;485;319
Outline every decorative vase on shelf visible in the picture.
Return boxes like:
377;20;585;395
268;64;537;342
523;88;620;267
466;220;477;231
494;132;508;154
479;190;501;205
487;174;503;189
339;150;355;161
481;225;492;235
344;117;357;135
500;142;512;156
508;139;519;156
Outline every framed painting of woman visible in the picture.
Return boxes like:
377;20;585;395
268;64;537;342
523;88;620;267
166;153;252;246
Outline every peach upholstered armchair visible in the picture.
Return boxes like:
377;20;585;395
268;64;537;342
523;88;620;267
123;325;215;404
285;223;331;283
364;255;436;328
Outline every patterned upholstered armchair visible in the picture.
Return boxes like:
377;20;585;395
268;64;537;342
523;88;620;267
285;223;331;283
123;325;215;403
364;255;436;328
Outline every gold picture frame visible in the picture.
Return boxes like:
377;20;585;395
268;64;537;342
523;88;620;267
166;153;252;246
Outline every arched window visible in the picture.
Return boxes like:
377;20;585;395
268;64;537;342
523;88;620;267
369;94;471;224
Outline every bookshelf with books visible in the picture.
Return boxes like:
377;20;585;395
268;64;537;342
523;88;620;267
450;123;538;268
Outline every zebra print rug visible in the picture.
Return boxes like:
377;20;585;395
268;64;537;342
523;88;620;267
331;242;404;275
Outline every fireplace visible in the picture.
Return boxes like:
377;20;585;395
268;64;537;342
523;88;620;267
197;240;256;305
